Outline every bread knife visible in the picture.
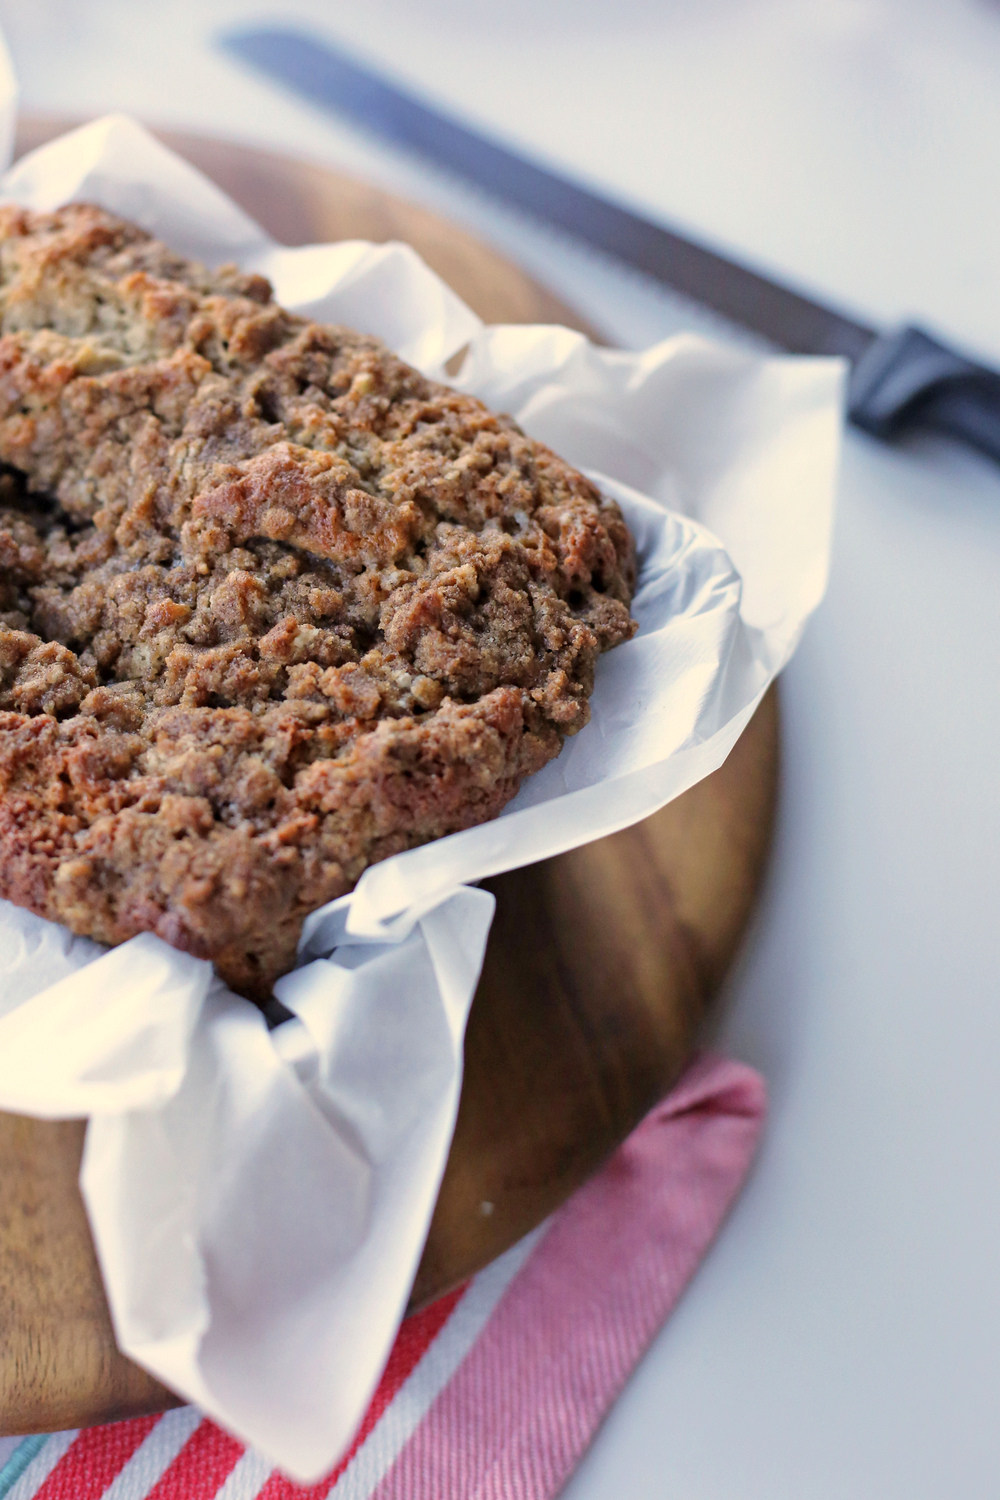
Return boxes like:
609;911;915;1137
220;25;1000;467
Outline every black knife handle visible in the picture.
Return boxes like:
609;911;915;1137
849;325;1000;465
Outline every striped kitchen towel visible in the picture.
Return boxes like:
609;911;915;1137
0;1055;765;1500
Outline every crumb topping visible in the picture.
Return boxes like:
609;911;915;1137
0;203;636;998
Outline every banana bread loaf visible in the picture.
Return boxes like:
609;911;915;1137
0;203;636;999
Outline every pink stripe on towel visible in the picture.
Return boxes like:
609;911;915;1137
371;1056;766;1500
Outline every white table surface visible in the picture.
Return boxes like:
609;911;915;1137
1;2;999;1495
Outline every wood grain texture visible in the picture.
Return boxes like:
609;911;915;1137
0;119;778;1433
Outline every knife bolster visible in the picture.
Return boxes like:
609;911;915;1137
849;324;1000;464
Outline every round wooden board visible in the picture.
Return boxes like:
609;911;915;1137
0;120;779;1436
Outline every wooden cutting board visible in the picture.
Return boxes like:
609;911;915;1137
0;120;778;1436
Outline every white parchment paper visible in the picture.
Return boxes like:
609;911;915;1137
0;114;843;1479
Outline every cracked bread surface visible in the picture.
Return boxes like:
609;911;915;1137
0;202;636;999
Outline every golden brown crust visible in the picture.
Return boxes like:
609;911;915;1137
0;203;636;998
